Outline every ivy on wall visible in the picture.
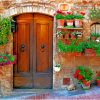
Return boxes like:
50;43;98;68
0;17;11;45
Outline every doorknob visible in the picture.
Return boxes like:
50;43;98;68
20;44;25;52
41;44;45;49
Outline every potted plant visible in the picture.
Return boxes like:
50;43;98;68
93;43;100;56
75;42;83;56
96;71;100;86
55;10;65;28
65;11;74;27
74;12;85;28
74;66;93;89
84;41;94;54
90;32;96;41
97;77;100;86
54;63;61;72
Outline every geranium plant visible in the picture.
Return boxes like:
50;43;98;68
74;66;93;89
0;54;16;66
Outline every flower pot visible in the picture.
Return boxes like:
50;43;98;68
85;48;94;54
75;19;83;28
57;19;64;28
97;80;100;86
66;20;74;26
82;81;91;89
54;67;61;72
75;52;82;56
91;36;95;41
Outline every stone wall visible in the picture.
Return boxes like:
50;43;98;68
0;34;13;96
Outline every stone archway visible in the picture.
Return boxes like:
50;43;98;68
3;2;55;17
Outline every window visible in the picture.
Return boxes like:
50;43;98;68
91;23;100;34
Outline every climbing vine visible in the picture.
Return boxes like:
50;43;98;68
0;17;11;45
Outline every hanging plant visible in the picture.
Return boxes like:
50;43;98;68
0;17;11;45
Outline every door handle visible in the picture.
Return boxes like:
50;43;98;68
20;44;25;52
41;44;45;52
41;44;45;49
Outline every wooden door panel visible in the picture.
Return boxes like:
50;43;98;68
13;14;33;88
17;23;30;73
33;14;53;88
36;23;49;72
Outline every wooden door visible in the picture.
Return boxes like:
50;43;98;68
33;14;53;88
13;13;53;89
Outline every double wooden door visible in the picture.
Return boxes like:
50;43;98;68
13;13;53;89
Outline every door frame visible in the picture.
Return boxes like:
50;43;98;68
13;13;54;89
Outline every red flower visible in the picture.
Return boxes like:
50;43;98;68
66;11;72;15
78;74;83;80
74;73;77;78
56;10;65;15
80;11;85;16
82;79;87;84
75;70;80;74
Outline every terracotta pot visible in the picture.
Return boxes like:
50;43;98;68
97;80;100;86
85;48;94;54
66;20;74;26
57;19;64;28
91;36;95;41
75;19;83;28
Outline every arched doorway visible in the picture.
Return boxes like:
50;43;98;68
13;13;53;89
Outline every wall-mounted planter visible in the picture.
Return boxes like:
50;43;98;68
54;64;61;72
54;67;61;72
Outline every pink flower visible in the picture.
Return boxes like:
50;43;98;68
80;11;85;16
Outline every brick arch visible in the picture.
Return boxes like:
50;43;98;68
3;3;55;17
